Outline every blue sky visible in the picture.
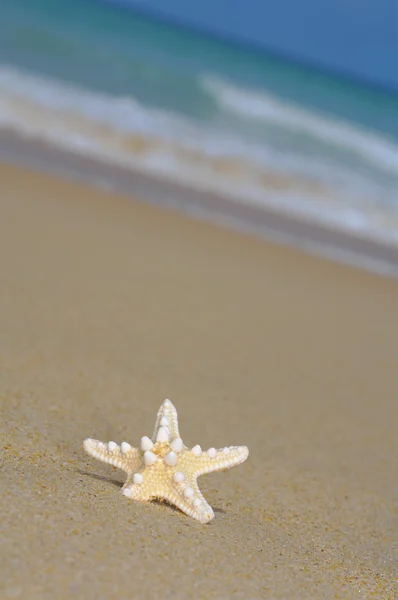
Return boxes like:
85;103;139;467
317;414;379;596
112;0;398;91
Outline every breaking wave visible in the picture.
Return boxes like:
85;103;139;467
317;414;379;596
1;64;398;244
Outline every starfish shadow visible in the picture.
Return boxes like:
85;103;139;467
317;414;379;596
212;506;226;514
77;468;123;488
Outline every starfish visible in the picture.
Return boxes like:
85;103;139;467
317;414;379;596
83;398;249;523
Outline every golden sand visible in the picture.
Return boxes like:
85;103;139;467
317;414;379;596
1;163;397;599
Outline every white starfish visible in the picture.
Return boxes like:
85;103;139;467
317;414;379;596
83;398;249;523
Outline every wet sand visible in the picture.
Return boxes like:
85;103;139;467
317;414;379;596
1;162;397;599
1;129;398;277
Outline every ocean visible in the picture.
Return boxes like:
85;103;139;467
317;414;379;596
1;0;398;246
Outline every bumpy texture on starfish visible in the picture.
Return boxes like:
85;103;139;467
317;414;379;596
83;399;249;523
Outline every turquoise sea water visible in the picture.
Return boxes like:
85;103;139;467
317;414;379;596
1;0;398;242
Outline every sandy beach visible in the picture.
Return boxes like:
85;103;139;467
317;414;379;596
1;161;397;599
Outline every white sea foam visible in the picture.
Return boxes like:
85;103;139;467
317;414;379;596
202;76;398;174
1;64;398;245
201;75;398;175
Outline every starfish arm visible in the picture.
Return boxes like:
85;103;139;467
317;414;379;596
179;445;249;476
122;474;157;502
83;438;142;475
166;475;215;523
152;399;180;443
122;459;177;503
121;461;214;523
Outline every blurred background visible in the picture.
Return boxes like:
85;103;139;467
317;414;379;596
1;0;398;248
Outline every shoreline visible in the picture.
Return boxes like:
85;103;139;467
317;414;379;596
0;128;397;278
